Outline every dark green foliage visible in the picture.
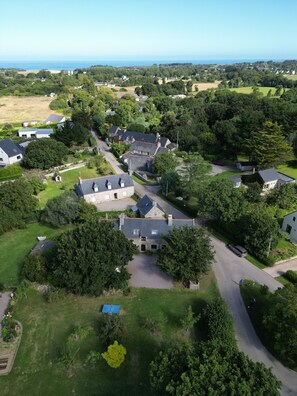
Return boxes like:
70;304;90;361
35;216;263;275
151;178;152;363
99;314;124;345
0;179;37;234
53;120;90;147
284;270;297;284
49;220;137;295
160;171;180;195
41;191;80;227
76;200;99;223
111;142;129;158
2;123;13;131
180;306;199;334
29;177;46;195
245;182;262;203
153;152;178;176
241;205;279;258
202;298;235;345
180;154;211;197
197;178;244;223
1;313;17;343
23;139;68;169
263;285;297;368
0;164;22;181
150;341;281;396
266;183;297;209
22;253;47;283
245;121;293;168
157;226;214;284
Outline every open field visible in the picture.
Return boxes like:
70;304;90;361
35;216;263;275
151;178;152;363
283;74;297;80
193;81;220;91
229;86;280;95
0;223;69;287
0;274;218;396
0;96;55;124
38;166;99;208
278;161;297;180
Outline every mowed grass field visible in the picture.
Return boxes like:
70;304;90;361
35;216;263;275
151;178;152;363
0;274;219;396
229;86;279;95
0;96;55;124
0;223;69;286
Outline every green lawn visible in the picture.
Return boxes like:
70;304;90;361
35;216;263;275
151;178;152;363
284;74;297;80
0;223;69;287
277;162;297;180
229;87;279;96
214;170;244;179
38;166;99;208
0;273;219;396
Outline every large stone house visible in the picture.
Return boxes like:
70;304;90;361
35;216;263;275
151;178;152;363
117;214;195;251
75;174;134;204
0;139;23;166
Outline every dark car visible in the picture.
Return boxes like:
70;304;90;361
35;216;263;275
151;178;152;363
227;244;247;257
212;161;225;166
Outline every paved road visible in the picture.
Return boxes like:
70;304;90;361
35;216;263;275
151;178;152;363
93;131;297;394
264;258;297;277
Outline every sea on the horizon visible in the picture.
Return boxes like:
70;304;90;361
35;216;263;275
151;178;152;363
0;59;284;71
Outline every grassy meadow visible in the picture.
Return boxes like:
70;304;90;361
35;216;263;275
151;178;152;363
0;273;219;396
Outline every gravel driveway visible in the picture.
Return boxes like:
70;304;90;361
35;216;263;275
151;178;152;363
127;254;173;289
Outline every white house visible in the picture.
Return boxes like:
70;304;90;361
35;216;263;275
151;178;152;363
75;174;134;204
43;114;66;125
18;128;53;139
281;211;297;243
257;169;295;192
0;139;23;166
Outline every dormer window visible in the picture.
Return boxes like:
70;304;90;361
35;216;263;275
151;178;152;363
92;182;99;192
151;230;158;235
106;180;112;190
119;178;125;188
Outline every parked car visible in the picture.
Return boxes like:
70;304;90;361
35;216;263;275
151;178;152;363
212;161;225;166
227;244;247;257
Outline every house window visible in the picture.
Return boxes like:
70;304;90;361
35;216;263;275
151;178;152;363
293;217;296;222
17;155;21;159
105;195;109;200
0;158;3;161
141;236;147;241
133;229;140;235
151;230;158;235
151;244;157;250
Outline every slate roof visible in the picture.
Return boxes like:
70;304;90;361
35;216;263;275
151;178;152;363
258;169;294;183
122;154;153;171
130;141;158;156
136;195;164;216
0;139;22;157
18;128;53;136
43;114;65;124
108;125;123;136
76;174;134;196
118;217;195;239
115;129;168;147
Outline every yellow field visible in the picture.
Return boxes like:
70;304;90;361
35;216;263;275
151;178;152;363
193;81;220;91
0;96;55;124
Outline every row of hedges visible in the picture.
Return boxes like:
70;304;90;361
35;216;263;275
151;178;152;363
284;270;297;284
0;164;23;181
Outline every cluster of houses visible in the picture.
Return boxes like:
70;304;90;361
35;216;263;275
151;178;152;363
107;126;177;173
75;173;194;251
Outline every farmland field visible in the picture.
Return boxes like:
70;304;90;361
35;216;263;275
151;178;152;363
0;96;55;124
229;86;280;95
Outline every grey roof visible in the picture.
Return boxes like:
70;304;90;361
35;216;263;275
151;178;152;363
123;154;153;171
119;217;195;239
115;129;168;147
0;139;22;157
130;141;158;156
76;174;134;196
229;175;242;183
31;240;55;254
136;195;164;216
43;114;65;124
258;169;294;183
19;128;53;135
108;126;123;136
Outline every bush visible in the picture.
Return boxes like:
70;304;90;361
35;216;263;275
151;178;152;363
0;164;22;181
44;286;66;303
29;177;46;195
40;191;80;227
284;270;297;284
21;253;47;283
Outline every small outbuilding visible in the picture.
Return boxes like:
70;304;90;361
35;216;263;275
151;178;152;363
53;173;62;182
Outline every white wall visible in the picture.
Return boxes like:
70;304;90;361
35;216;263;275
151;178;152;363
84;185;134;204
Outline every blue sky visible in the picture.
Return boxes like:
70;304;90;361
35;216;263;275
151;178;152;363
1;0;297;60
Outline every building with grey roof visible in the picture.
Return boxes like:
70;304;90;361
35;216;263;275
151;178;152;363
43;114;66;124
134;194;165;218
117;214;195;251
257;168;295;191
75;174;134;204
0;139;23;166
18;128;53;139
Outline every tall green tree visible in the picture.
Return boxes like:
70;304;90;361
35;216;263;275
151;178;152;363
41;191;80;227
23;139;68;169
245;121;293;168
150;341;281;396
157;226;214;284
50;220;137;295
153;152;178;176
180;154;211;197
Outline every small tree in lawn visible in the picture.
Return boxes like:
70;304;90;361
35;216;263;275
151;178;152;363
180;306;200;335
157;226;214;286
101;341;126;368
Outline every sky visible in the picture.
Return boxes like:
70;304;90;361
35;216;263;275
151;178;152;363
1;0;297;61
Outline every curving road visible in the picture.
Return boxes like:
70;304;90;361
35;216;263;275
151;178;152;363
93;132;297;395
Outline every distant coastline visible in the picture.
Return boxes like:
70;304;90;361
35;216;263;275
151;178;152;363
0;58;286;71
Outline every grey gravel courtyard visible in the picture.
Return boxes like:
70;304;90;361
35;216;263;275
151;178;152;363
127;254;173;289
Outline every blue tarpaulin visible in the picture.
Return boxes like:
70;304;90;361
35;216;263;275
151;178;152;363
102;304;121;314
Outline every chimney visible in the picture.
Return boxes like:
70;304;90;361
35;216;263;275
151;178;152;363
119;213;125;229
152;200;157;207
168;214;173;226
